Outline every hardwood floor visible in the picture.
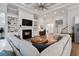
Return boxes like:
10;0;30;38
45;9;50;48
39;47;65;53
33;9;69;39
71;42;79;56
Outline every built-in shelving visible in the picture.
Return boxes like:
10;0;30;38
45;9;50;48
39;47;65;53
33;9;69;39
7;4;19;33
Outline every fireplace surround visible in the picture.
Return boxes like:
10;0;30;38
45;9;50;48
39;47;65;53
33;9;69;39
22;30;32;39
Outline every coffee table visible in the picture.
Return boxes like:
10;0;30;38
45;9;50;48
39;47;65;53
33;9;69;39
31;36;57;52
31;36;49;52
31;36;48;44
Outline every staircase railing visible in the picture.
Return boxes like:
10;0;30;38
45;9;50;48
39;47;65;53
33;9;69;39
61;26;73;34
61;26;68;33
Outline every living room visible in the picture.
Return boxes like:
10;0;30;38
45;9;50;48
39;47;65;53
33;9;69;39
0;3;79;56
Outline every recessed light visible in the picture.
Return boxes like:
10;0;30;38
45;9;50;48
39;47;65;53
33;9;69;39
62;10;65;13
34;9;38;11
44;15;47;17
54;12;56;14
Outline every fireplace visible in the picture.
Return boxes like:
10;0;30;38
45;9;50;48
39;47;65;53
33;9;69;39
22;30;32;39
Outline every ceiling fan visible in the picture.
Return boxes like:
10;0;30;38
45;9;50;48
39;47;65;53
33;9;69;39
33;3;51;11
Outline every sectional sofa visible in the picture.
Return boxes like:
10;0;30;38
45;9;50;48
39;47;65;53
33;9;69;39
7;34;72;56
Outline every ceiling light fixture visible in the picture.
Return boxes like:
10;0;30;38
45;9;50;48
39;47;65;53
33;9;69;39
44;15;47;17
62;10;65;13
33;3;56;11
33;3;48;11
54;12;56;14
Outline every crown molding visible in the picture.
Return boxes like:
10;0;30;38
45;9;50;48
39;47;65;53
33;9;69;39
12;3;38;15
67;4;79;10
42;4;71;15
10;3;72;16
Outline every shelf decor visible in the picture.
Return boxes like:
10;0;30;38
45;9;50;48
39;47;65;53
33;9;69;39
8;16;18;32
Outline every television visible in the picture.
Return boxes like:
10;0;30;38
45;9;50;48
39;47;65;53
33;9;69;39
22;19;32;26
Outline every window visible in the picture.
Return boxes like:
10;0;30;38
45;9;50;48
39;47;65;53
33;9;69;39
0;12;5;39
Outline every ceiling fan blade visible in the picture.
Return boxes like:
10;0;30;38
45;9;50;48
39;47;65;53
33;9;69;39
34;6;39;9
44;7;48;10
44;4;53;7
35;3;39;6
40;3;43;5
43;3;47;6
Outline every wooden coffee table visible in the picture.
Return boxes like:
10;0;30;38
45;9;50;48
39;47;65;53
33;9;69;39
31;36;48;44
31;36;57;52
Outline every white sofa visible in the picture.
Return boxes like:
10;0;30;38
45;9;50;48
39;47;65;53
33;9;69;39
7;34;72;56
40;34;72;56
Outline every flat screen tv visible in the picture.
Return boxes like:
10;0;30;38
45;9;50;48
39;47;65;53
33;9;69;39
22;19;32;26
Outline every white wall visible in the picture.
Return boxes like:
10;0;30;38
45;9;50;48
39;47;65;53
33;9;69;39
33;11;63;35
38;11;66;34
0;4;7;38
0;13;5;27
68;5;79;33
19;8;34;25
41;7;79;34
54;16;64;33
46;23;56;36
38;15;56;34
44;4;79;33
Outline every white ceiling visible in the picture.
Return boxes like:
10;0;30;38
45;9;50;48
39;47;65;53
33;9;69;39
8;3;73;16
20;3;64;14
24;3;57;11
